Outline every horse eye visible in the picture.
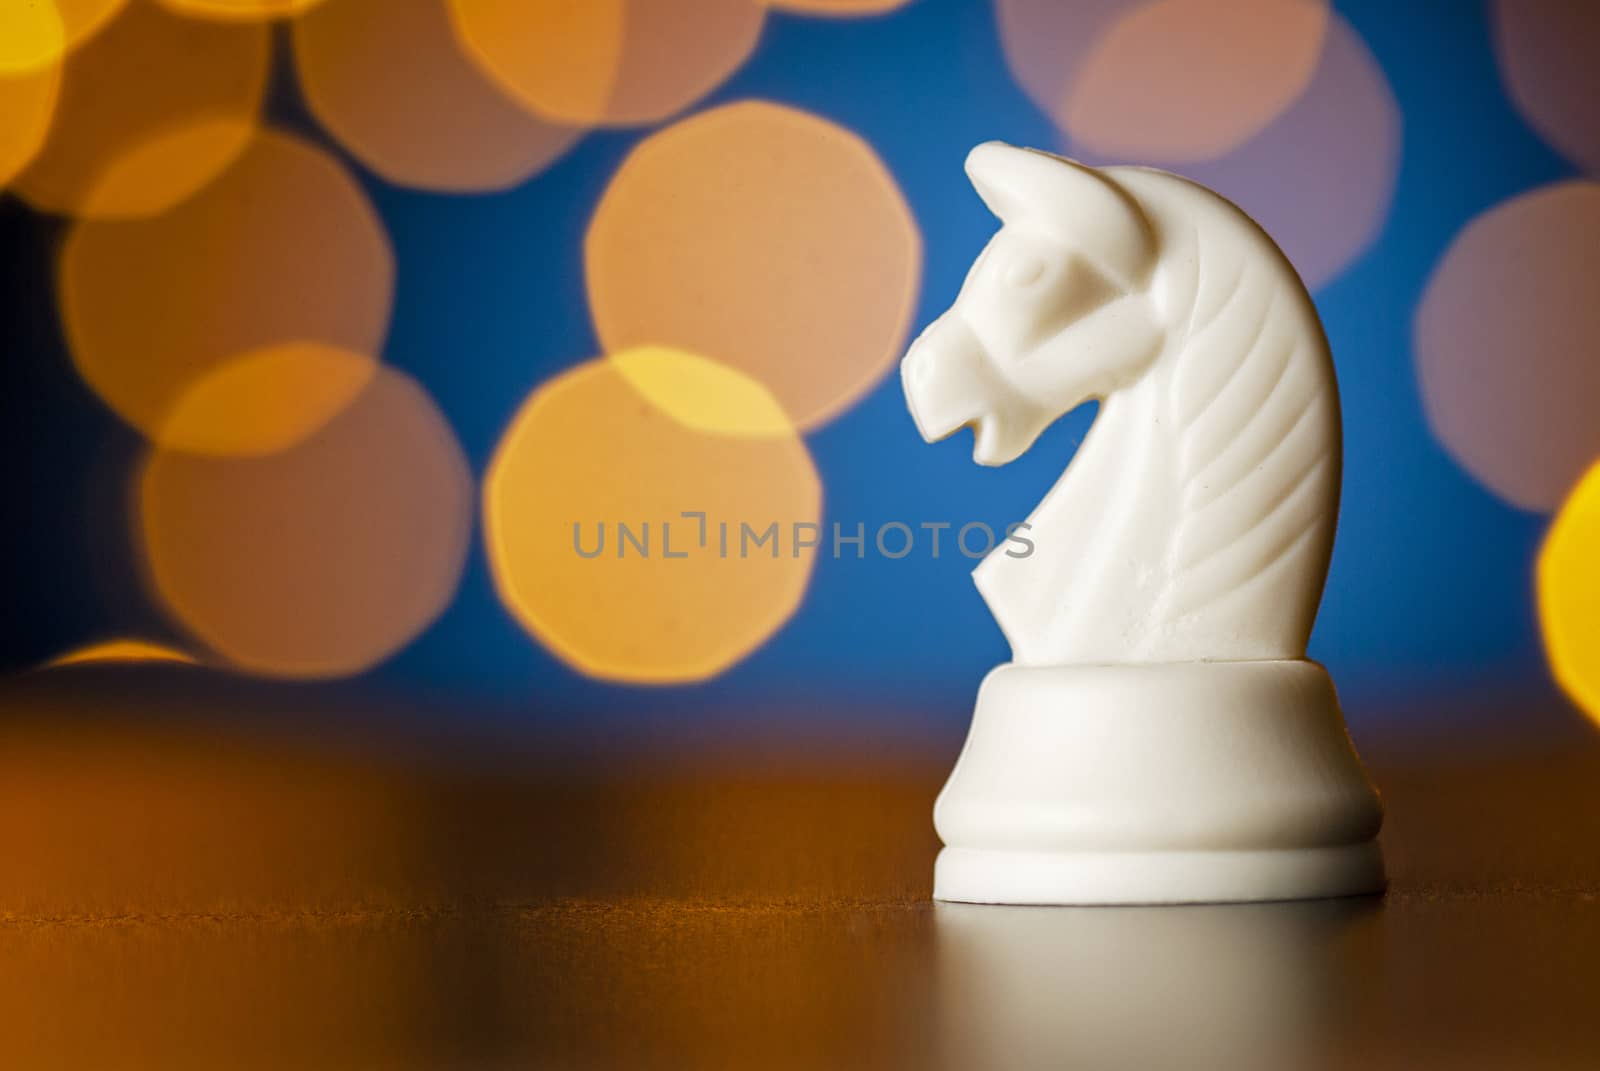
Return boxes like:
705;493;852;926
1002;256;1046;287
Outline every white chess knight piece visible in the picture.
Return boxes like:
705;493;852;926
903;143;1384;904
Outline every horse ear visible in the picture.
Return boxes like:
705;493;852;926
965;142;1156;290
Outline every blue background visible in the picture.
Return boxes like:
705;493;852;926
0;0;1573;730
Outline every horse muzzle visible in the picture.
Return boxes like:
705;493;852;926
901;314;1054;467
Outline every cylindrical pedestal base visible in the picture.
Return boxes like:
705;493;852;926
933;661;1384;905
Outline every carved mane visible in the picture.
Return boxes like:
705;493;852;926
973;166;1340;666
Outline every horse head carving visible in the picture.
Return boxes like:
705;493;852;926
903;143;1341;667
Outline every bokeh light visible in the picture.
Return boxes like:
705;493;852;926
995;0;1129;127
997;2;1395;289
1492;0;1600;175
610;346;795;438
587;101;921;430
61;127;392;454
766;0;911;14
140;365;472;679
1415;181;1600;513
157;342;378;457
293;0;582;193
1066;0;1329;163
997;0;1329;164
12;0;267;219
158;0;328;18
74;114;258;218
484;347;822;684
52;0;133;55
447;0;764;127
0;51;60;190
1539;461;1600;725
44;638;198;668
1165;12;1398;290
0;0;66;75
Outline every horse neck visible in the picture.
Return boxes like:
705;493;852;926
976;355;1185;665
977;169;1339;665
1039;350;1187;562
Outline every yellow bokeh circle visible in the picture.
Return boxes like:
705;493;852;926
485;347;822;684
0;0;66;75
1539;461;1600;725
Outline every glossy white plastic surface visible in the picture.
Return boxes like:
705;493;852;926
903;144;1383;905
933;662;1383;904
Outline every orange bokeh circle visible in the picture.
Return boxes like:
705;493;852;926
45;639;199;669
587;100;921;431
447;0;764;127
293;0;582;192
156;341;380;458
13;0;268;219
141;363;473;679
60;126;393;455
484;347;822;684
42;0;134;58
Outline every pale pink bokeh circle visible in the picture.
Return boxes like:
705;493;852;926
1415;181;1600;512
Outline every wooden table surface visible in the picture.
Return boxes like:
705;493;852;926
2;670;1598;1069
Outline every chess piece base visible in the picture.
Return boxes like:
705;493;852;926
932;661;1385;905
